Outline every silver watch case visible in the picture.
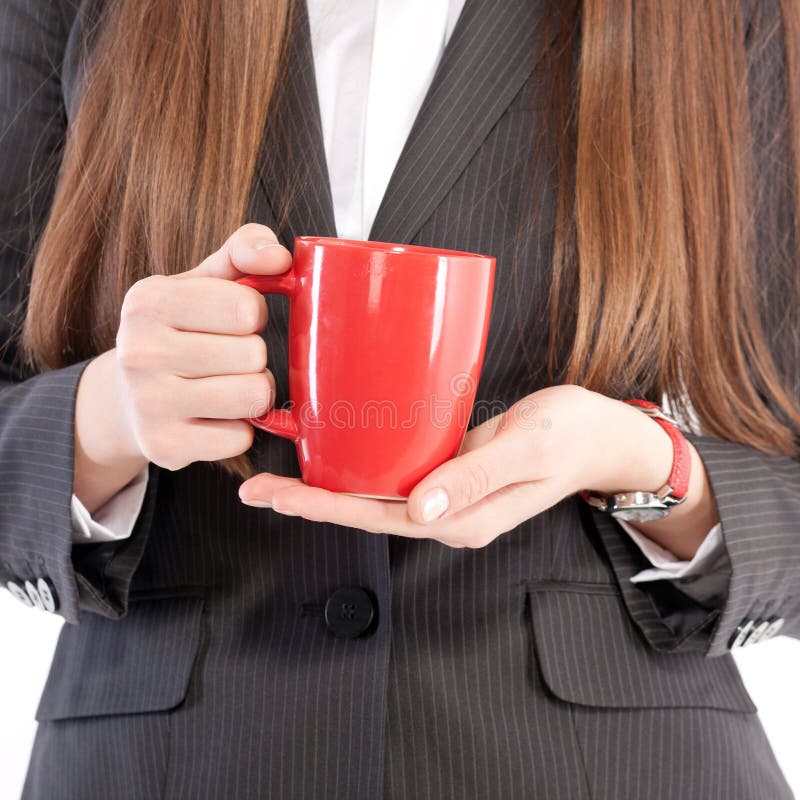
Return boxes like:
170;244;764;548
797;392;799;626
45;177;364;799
586;488;686;523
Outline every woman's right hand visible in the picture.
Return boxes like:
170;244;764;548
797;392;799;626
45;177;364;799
73;223;292;513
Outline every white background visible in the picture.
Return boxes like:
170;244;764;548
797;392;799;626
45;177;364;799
1;592;799;799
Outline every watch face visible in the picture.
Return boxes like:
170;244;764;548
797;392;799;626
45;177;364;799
611;507;670;523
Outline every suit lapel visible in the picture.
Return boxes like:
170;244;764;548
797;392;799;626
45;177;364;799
255;0;549;247
368;0;548;244
255;1;337;245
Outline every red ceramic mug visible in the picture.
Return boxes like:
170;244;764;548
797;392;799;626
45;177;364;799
237;237;495;498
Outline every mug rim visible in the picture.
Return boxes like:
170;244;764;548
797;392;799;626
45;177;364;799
295;236;493;262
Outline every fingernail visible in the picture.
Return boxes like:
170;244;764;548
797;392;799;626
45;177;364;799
254;240;280;250
241;499;272;508
421;488;449;522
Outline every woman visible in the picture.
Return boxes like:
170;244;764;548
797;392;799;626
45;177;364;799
1;0;798;797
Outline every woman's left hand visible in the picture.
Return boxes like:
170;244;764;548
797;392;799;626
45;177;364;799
238;384;711;551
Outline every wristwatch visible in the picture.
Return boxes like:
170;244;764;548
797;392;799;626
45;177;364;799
579;399;691;523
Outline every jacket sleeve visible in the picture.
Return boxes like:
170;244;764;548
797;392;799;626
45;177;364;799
0;0;157;625
594;0;800;657
589;436;800;657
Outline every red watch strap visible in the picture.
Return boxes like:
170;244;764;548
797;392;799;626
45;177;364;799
623;399;691;500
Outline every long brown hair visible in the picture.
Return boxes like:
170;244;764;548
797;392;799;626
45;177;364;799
22;0;800;476
545;0;800;456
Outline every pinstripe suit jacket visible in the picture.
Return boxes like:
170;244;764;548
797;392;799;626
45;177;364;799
1;0;798;798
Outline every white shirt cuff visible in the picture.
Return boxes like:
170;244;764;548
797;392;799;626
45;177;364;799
619;519;727;583
70;467;149;544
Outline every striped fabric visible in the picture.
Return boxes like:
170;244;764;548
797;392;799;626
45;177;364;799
1;0;796;797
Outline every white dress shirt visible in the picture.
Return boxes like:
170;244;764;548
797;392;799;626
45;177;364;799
70;0;725;586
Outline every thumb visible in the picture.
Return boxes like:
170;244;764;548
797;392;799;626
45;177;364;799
182;223;292;281
407;418;525;524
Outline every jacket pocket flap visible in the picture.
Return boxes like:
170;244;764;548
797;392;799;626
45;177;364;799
528;584;756;713
36;593;205;721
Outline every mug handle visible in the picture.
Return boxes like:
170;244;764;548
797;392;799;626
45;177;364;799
236;270;298;442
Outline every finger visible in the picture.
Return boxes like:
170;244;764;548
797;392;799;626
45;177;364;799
227;225;293;277
274;485;420;534
239;474;422;535
124;277;268;334
150;418;256;470
423;478;558;547
238;474;306;506
179;418;256;464
178;371;276;419
407;426;526;524
165;330;267;378
256;474;565;547
457;415;502;456
184;223;292;280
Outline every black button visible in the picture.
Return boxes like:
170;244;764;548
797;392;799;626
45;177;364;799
324;586;376;639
